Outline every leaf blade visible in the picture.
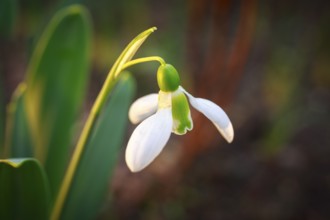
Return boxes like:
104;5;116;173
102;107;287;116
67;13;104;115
60;73;136;220
4;84;33;158
0;158;51;220
24;5;92;196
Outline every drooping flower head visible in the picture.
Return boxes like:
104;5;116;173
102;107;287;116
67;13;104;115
126;64;234;172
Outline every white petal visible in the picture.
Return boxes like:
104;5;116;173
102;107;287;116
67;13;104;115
125;108;173;172
180;87;234;143
129;93;158;124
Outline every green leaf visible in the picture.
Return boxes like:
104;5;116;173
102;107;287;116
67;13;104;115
60;73;136;220
0;0;17;38
4;84;33;158
0;158;51;220
24;5;92;196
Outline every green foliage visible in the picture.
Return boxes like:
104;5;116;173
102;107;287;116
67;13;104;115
61;73;135;220
1;1;159;218
24;5;91;196
5;84;33;158
0;158;50;220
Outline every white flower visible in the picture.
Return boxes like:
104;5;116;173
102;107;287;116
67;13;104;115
125;64;234;172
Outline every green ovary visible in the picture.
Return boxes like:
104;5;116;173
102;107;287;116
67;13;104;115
157;64;181;92
171;91;193;135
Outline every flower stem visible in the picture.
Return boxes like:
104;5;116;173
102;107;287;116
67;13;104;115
122;56;165;70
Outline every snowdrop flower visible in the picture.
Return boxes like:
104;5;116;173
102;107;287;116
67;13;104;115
125;64;234;172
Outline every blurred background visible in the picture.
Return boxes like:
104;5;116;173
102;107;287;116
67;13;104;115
1;0;330;219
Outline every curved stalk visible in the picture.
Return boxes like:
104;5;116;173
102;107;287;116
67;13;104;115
122;56;165;70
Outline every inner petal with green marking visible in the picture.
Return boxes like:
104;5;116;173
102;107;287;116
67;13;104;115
171;89;193;135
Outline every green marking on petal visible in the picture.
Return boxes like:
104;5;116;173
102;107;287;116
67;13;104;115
171;90;193;135
157;64;181;92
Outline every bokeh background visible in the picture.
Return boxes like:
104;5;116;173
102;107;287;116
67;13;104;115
1;0;330;219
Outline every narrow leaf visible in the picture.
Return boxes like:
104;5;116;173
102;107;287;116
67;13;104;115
0;158;51;220
4;84;33;158
60;73;136;220
24;5;91;196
